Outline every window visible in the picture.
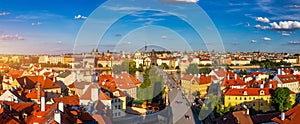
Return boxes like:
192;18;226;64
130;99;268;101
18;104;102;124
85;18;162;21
235;97;237;100
240;97;242;100
244;97;246;100
261;103;264;106
253;103;255;106
228;97;230;100
249;97;251;100
118;105;121;109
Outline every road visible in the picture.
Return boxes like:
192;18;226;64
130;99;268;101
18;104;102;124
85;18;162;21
154;66;198;124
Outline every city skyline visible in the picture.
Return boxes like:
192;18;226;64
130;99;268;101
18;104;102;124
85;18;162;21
0;0;300;55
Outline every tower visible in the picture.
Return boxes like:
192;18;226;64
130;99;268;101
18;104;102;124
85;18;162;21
145;42;147;51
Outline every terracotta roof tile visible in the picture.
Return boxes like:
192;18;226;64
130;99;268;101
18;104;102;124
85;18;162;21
277;75;298;84
272;104;300;124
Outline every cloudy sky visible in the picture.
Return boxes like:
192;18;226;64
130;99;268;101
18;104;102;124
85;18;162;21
0;0;299;54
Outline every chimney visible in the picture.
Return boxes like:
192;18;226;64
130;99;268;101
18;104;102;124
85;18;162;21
41;96;45;112
246;109;249;115
197;74;200;78
91;87;99;101
58;102;64;112
227;74;230;80
281;112;285;121
234;73;237;80
43;76;46;81
278;68;281;75
54;110;61;124
259;84;264;88
53;76;56;82
269;84;272;88
24;78;27;85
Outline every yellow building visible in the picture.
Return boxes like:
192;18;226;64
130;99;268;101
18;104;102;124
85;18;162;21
224;88;296;112
181;74;212;97
63;56;74;64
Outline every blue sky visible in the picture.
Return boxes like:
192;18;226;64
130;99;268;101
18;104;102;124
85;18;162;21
0;0;299;54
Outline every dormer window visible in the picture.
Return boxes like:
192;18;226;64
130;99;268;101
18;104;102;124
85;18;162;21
259;90;265;95
113;91;120;96
243;91;247;95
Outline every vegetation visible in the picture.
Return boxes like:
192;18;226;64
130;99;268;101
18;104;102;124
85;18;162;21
138;67;164;102
199;67;211;74
214;100;234;117
238;69;247;75
186;63;199;74
112;60;138;75
41;62;70;68
271;87;293;112
250;60;291;69
159;63;169;69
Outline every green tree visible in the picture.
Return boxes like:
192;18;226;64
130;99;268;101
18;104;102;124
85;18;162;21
199;67;212;74
160;63;169;69
186;63;199;74
271;87;293;112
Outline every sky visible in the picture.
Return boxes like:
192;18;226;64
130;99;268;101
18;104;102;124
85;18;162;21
0;0;299;54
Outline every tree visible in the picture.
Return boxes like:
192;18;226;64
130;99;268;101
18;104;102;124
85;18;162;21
199;67;211;74
271;87;293;112
185;63;199;74
160;63;169;69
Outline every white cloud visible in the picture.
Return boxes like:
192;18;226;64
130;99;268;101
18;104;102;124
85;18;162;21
254;24;270;30
1;34;24;41
256;17;270;23
161;35;168;39
251;40;257;43
31;22;42;26
282;33;291;36
0;12;10;16
104;6;141;11
288;41;300;44
74;14;87;19
262;37;271;41
287;5;300;8
161;0;199;4
56;41;62;44
269;21;300;30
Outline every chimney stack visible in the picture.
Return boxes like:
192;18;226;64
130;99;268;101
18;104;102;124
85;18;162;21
41;96;45;112
58;102;64;112
234;73;237;80
278;68;281;75
281;112;285;121
91;87;99;101
54;110;61;124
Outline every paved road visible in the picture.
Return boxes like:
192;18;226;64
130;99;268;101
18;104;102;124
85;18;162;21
154;66;196;124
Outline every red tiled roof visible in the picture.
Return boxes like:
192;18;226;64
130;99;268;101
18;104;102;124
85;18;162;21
213;69;227;78
17;76;60;89
53;95;80;106
272;104;300;124
221;74;246;87
181;74;193;81
277;75;298;84
194;75;212;85
68;81;91;89
224;88;271;96
3;101;34;112
25;90;45;99
252;72;264;76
